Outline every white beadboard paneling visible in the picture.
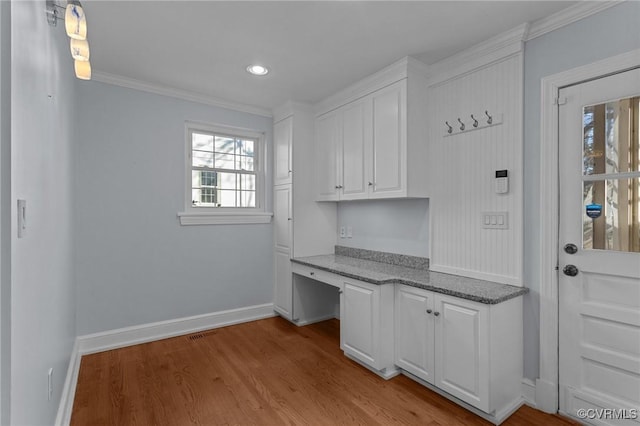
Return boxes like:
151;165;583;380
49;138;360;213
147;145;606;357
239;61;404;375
428;55;523;286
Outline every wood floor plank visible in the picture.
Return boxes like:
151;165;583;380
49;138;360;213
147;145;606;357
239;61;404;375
71;317;578;426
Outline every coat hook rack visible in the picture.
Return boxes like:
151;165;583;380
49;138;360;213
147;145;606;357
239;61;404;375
443;110;503;138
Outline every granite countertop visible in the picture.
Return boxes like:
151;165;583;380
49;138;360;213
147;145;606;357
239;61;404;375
291;252;528;305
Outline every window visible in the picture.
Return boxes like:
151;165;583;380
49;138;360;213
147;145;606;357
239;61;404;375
179;122;272;225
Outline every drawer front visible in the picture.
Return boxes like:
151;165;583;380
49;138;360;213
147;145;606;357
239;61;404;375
291;263;342;288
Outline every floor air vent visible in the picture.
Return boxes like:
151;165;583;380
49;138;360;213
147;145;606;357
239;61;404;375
187;330;217;341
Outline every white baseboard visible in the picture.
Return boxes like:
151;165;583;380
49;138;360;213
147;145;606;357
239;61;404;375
294;314;337;327
535;377;559;413
55;303;276;426
77;303;276;355
54;340;81;426
521;378;537;408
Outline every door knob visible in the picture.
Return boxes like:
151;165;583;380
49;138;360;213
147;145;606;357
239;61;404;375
564;243;578;254
563;265;579;277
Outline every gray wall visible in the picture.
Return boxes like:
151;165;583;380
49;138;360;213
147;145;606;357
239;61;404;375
75;82;274;335
522;1;640;380
10;1;78;424
337;199;429;257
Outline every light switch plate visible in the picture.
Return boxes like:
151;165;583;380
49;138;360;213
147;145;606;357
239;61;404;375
482;212;508;229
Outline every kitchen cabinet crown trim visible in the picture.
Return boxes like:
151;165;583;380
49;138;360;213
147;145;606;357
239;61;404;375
314;56;428;117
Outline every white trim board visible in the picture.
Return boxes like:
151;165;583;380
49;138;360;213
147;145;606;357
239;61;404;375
537;49;640;414
55;303;276;426
92;71;273;118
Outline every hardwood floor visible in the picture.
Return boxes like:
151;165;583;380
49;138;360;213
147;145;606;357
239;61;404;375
72;317;578;425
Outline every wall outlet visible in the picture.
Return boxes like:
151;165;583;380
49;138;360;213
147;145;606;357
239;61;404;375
339;226;346;238
47;368;53;401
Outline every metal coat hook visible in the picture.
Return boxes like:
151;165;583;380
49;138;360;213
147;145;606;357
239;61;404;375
471;114;478;128
485;110;493;125
445;121;453;134
457;118;465;131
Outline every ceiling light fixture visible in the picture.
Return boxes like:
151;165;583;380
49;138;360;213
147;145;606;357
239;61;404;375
246;65;269;76
46;0;92;81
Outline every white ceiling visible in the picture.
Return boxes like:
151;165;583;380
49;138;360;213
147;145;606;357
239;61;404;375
83;1;578;112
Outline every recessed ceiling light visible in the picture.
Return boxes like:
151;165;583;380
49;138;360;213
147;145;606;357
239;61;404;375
246;64;269;76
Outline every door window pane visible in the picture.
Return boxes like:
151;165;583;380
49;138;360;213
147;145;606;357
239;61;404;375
583;97;640;176
583;178;640;252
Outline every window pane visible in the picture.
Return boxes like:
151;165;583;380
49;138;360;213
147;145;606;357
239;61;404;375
192;151;213;168
239;191;256;207
215;153;235;170
583;97;640;175
238;139;254;156
583;178;640;252
217;190;237;207
192;133;213;152
217;172;236;190
192;170;217;188
191;188;218;207
215;136;235;154
237;155;254;171
239;174;256;190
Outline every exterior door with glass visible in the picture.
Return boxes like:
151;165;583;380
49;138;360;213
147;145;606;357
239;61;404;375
558;68;640;424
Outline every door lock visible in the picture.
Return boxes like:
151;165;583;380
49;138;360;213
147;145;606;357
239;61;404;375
563;265;579;277
564;243;578;254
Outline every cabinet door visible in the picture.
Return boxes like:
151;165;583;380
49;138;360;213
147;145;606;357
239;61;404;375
434;294;489;412
274;249;292;319
341;99;371;200
340;280;379;367
274;185;292;252
315;111;341;201
395;285;435;383
274;116;292;186
370;81;406;198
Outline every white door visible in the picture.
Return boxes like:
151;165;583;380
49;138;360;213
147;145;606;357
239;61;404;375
273;185;291;252
370;80;406;198
274;116;292;186
395;285;435;383
434;294;489;412
558;68;640;424
341;280;378;368
341;99;371;200
315;110;341;201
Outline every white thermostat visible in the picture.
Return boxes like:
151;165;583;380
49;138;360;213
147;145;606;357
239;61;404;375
495;170;508;194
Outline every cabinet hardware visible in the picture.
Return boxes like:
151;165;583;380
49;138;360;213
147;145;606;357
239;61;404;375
287;218;292;221
310;272;315;276
426;309;432;314
368;182;373;186
338;290;343;294
433;311;440;316
288;170;292;173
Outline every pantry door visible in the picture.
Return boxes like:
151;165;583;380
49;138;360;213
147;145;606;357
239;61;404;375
558;68;640;423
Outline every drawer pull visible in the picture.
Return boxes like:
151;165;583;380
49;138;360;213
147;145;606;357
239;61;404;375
426;309;432;314
310;272;315;276
433;311;440;317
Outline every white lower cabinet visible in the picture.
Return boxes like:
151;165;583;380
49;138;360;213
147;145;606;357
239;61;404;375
274;249;292;319
340;279;396;377
395;285;522;420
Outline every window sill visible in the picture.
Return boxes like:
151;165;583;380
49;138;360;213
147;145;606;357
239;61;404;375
178;211;273;225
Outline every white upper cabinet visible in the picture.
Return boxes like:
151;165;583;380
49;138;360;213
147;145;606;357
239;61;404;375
314;57;428;201
314;110;341;201
341;98;371;200
274;116;293;186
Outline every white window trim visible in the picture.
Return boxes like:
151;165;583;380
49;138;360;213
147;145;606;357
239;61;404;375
178;121;272;225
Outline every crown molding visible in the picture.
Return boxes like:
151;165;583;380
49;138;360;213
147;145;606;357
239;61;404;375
526;1;624;41
427;23;528;86
272;101;314;123
92;70;273;118
314;56;428;116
